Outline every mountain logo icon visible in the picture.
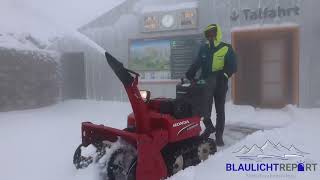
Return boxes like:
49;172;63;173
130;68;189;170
233;140;309;161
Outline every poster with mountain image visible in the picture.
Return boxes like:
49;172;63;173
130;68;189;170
129;39;171;80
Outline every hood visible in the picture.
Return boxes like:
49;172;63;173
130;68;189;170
204;24;222;47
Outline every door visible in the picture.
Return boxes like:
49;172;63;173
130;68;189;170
232;25;300;108
61;52;86;100
260;38;288;107
235;39;260;105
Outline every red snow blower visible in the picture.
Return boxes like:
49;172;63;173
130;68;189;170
73;52;216;180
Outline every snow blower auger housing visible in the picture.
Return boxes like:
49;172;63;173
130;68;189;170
73;52;216;180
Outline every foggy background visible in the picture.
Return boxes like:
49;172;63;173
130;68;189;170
1;0;320;110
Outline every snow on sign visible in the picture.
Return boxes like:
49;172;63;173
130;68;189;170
230;6;300;21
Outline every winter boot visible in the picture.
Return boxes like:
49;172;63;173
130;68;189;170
215;135;224;146
202;118;216;138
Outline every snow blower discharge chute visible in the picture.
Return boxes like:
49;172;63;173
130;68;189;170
73;52;217;180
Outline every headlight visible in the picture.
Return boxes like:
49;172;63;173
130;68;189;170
140;90;151;102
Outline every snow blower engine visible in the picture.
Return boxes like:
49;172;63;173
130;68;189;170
73;52;216;180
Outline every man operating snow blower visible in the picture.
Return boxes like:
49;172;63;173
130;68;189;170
186;24;237;146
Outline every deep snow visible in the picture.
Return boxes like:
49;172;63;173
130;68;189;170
171;106;320;180
0;100;319;180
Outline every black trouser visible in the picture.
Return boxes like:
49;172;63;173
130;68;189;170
203;72;228;138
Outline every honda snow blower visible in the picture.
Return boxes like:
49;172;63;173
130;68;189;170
73;52;216;180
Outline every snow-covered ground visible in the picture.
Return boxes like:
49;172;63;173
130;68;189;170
0;100;319;180
172;105;320;180
0;100;131;180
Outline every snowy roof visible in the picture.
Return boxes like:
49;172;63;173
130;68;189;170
0;33;47;51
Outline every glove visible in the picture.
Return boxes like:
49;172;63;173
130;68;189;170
220;72;229;84
197;79;206;85
185;70;195;81
224;73;229;79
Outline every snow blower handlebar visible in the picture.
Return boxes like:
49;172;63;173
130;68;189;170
105;52;151;133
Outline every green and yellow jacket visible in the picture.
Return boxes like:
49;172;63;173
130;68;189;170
186;24;237;80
